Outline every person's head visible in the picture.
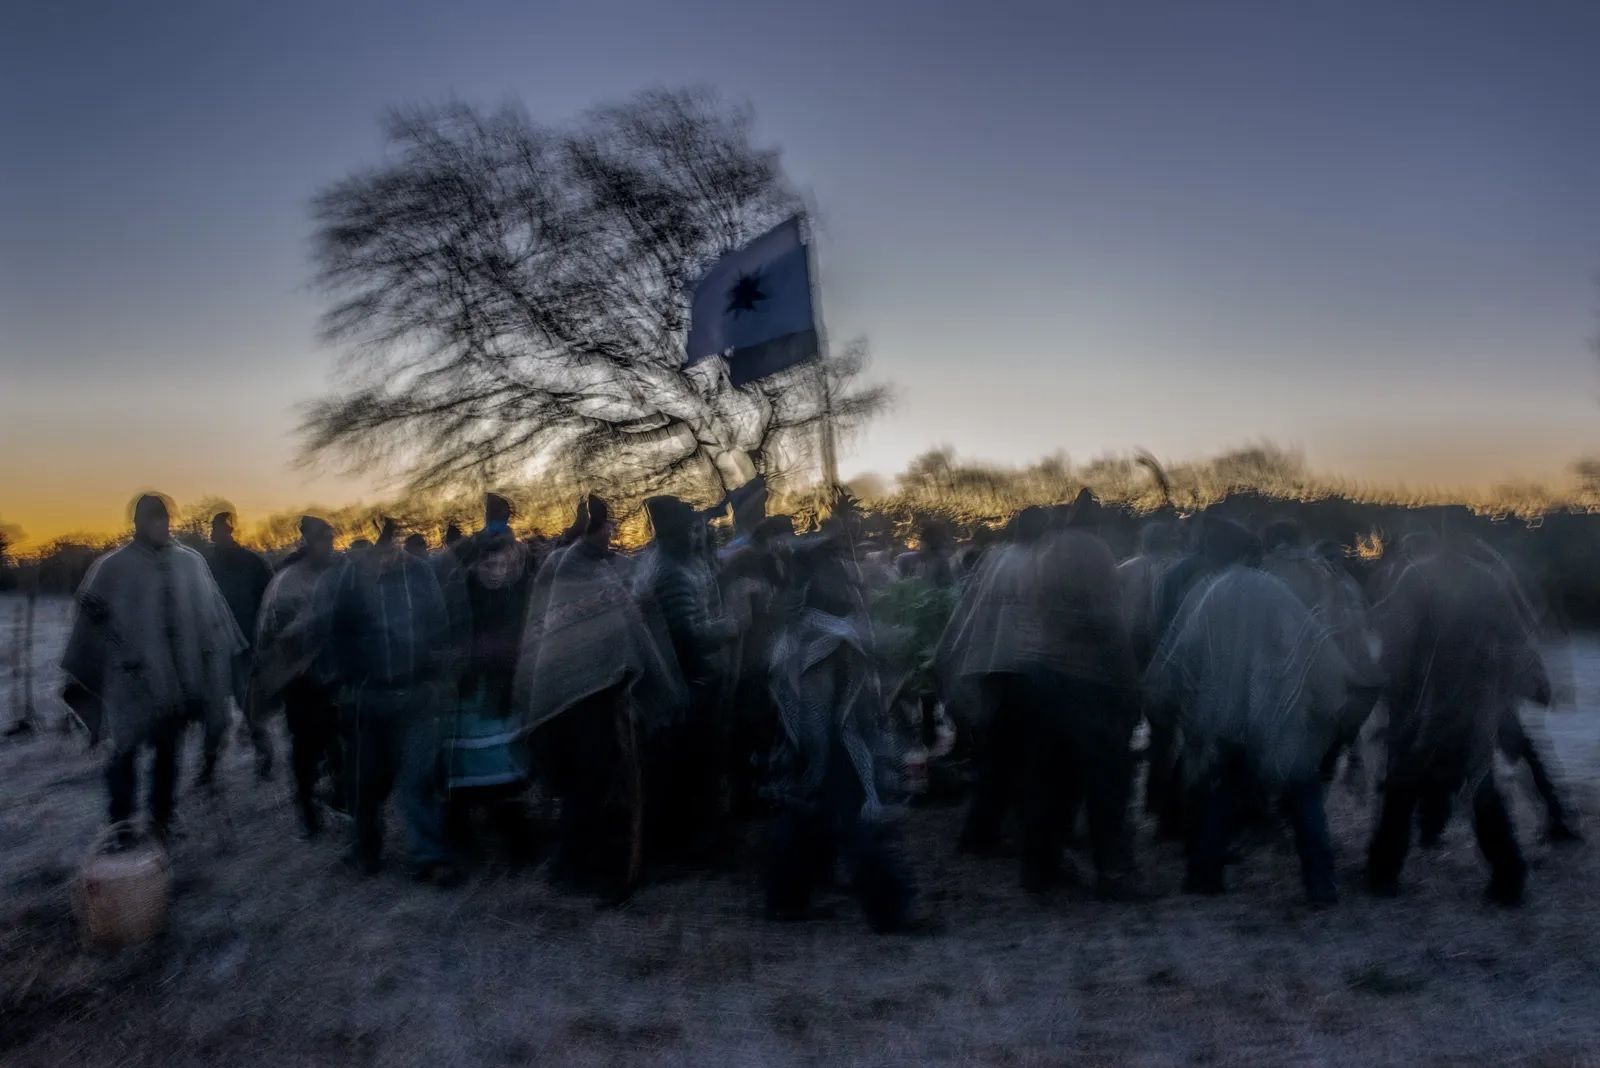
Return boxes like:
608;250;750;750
347;537;373;555
1199;515;1261;568
484;492;513;532
1260;518;1304;555
403;532;429;559
581;494;614;548
1062;488;1104;531
1313;539;1346;569
299;516;336;564
443;521;464;547
210;511;236;546
729;475;769;537
918;518;954;555
132;493;172;548
753;514;794;548
1006;506;1051;545
375;517;399;548
793;537;854;617
1400;529;1440;560
645;495;695;559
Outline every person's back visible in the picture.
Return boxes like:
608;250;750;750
1148;565;1349;784
1037;529;1136;691
1378;546;1544;763
1369;539;1543;905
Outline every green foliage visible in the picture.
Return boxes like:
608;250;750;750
870;577;958;696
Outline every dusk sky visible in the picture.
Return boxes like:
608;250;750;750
4;1;1600;546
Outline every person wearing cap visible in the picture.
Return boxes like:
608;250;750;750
252;516;342;837
60;494;245;838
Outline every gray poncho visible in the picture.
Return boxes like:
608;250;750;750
61;539;244;754
512;541;685;734
1145;566;1350;785
937;533;1132;689
1374;548;1548;788
253;555;337;703
1262;547;1381;692
768;609;886;818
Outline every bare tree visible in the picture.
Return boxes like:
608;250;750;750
302;88;886;502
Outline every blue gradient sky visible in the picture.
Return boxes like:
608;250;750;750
4;1;1599;543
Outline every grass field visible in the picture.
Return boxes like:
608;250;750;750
3;594;1598;1067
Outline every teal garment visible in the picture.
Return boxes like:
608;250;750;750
444;681;529;790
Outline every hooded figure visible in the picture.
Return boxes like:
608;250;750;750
1365;538;1548;906
1145;564;1349;904
61;494;245;834
513;494;685;899
764;536;916;932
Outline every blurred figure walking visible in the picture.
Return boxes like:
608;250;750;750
317;519;455;883
253;516;342;837
61;494;244;839
204;511;273;781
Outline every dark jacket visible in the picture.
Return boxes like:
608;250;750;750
318;547;449;690
206;541;273;646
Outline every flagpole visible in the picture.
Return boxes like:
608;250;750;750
798;212;840;501
816;359;840;495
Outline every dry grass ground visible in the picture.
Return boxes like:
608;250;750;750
3;594;1599;1067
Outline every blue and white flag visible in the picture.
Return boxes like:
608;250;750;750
685;215;819;386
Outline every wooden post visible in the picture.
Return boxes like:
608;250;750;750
22;591;34;724
9;599;19;726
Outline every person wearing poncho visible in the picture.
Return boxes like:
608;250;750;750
935;506;1054;856
1260;520;1384;778
61;494;244;836
513;495;685;899
252;515;341;837
433;494;539;863
764;536;915;932
1365;534;1548;906
1140;515;1263;839
1144;549;1349;904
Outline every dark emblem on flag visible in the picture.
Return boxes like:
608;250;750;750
726;272;767;317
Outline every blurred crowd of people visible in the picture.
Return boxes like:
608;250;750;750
56;482;1582;931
